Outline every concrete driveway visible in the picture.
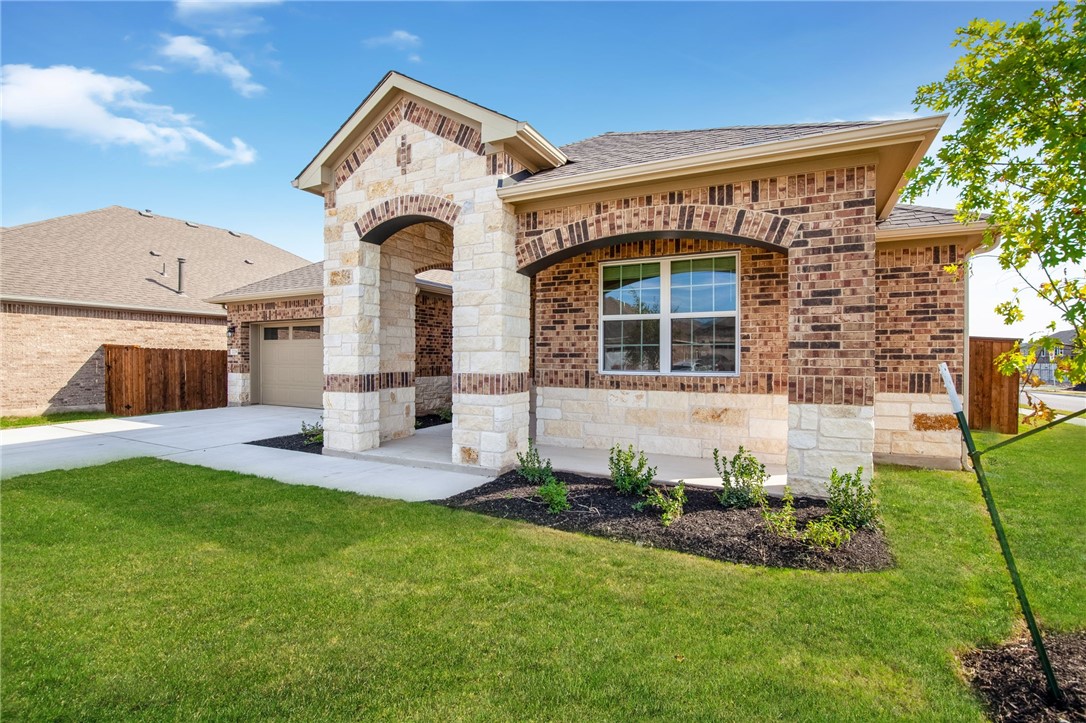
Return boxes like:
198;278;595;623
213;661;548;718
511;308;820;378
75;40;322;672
0;406;488;501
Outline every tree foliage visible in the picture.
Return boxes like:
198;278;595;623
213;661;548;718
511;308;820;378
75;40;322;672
903;0;1086;402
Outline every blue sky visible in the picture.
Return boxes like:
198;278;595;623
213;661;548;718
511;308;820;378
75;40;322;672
2;1;1058;336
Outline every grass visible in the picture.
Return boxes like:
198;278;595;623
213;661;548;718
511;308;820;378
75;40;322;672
0;411;113;429
2;424;1082;721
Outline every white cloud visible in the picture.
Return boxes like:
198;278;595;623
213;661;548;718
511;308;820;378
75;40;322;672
364;29;421;51
174;0;281;38
0;64;256;169
407;53;422;64
160;35;264;97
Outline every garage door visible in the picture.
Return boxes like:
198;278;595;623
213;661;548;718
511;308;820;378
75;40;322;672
259;324;323;408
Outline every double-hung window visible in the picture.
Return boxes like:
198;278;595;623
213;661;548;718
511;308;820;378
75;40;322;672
600;253;739;375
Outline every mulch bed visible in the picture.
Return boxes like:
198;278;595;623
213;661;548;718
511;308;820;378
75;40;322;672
962;632;1086;722
416;414;451;430
246;434;323;455
440;471;893;572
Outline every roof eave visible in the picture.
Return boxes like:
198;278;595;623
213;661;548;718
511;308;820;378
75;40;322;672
207;287;324;305
1;294;227;318
497;116;948;207
875;221;1000;253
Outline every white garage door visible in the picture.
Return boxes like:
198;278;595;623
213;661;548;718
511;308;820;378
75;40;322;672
259;324;323;408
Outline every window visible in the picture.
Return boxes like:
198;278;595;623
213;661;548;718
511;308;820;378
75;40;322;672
600;253;739;375
292;325;321;340
263;327;289;341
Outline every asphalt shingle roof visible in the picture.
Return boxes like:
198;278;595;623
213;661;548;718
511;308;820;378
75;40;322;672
1;206;311;316
210;261;324;301
877;204;978;230
519;122;886;185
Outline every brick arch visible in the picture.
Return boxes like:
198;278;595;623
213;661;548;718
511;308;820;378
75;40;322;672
517;204;799;275
354;194;461;245
415;262;453;274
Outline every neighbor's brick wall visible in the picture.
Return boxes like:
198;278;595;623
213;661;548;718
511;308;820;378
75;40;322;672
416;290;452;377
533;238;788;393
0;302;224;415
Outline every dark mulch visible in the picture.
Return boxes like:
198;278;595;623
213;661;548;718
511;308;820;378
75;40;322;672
246;434;323;455
416;414;451;430
440;471;893;572
962;632;1086;722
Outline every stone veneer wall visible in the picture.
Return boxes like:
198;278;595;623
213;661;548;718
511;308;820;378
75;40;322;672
224;296;323;405
416;289;452;415
874;242;967;468
1;302;225;415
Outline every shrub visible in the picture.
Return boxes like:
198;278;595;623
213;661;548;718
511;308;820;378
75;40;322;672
301;419;324;446
801;515;853;551
713;446;769;509
437;407;453;423
635;483;687;527
760;486;798;540
827;466;880;530
538;474;571;514
517;439;553;485
608;445;656;496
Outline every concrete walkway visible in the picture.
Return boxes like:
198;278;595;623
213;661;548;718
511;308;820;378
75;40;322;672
0;406;488;501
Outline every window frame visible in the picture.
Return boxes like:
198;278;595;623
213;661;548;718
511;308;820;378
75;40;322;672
598;251;741;377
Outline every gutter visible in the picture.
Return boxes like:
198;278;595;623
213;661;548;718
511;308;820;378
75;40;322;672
497;115;947;204
1;294;226;318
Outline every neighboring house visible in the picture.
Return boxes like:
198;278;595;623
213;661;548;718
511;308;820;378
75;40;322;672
1021;329;1077;385
0;206;310;416
221;71;996;493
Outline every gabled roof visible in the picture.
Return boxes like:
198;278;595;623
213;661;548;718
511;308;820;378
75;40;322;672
294;71;567;195
876;204;988;230
520;122;886;184
1;206;311;317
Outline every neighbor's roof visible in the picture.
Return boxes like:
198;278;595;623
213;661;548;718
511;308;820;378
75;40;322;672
210;263;452;304
519;122;886;185
1;206;311;317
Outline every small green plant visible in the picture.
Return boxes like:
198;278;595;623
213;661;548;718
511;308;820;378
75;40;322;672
517;439;553;485
301;419;324;446
538;474;571;514
608;445;656;496
761;486;798;540
827;466;880;530
801;515;853;551
713;446;769;509
437;407;453;423
635;483;687;527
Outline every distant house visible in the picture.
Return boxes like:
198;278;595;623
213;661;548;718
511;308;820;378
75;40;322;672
0;206;310;416
1021;329;1077;385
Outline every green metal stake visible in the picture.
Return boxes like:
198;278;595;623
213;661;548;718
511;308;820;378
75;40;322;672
938;363;1063;703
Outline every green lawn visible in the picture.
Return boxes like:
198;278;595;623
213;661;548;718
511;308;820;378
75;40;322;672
2;425;1082;721
0;411;113;429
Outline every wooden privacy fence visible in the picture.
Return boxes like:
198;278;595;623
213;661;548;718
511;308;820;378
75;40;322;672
104;345;227;416
969;336;1020;434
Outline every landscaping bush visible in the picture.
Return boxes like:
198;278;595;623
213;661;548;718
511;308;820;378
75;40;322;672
517;439;553;485
801;515;853;551
537;474;570;514
437;407;453;423
713;445;769;509
828;466;880;530
301;419;324;446
608;445;656;496
634;482;687;527
761;486;798;540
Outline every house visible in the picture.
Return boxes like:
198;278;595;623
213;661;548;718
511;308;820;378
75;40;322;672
219;72;995;494
0;206;310;416
1020;329;1078;385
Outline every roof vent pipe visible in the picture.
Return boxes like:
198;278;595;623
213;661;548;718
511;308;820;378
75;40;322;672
177;258;186;294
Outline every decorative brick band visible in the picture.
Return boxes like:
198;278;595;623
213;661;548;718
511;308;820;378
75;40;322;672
334;99;484;189
453;372;530;395
354;194;461;244
516;204;797;274
323;372;415;393
788;376;874;407
880;371;963;395
535;370;783;395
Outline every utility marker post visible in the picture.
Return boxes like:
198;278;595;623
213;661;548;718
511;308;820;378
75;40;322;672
938;362;1063;703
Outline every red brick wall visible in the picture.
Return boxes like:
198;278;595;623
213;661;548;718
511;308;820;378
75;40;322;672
1;302;224;415
225;297;323;374
415;290;451;377
520;166;878;405
876;243;967;392
533;239;788;393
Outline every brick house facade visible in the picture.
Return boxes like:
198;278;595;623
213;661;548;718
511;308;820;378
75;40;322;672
222;72;993;492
